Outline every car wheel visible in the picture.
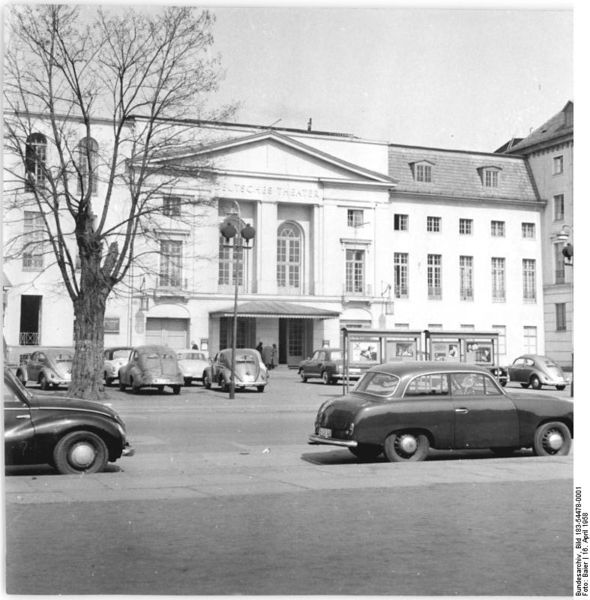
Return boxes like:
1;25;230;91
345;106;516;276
52;431;108;474
299;369;308;383
530;375;542;390
220;377;229;392
130;378;141;394
119;379;126;391
203;372;212;389
172;385;181;395
490;447;517;457
184;378;192;387
520;383;530;389
321;371;333;385
556;385;566;391
40;374;50;390
257;385;265;392
17;371;27;387
383;431;429;462
349;444;382;460
533;421;571;456
104;374;114;387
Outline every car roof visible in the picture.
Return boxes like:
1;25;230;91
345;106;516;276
134;345;175;353
369;361;493;377
220;348;257;355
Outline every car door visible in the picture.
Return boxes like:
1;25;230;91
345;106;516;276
4;371;36;463
307;351;324;378
450;372;519;449
27;351;43;381
508;358;526;382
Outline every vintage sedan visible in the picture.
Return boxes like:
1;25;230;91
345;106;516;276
103;346;132;386
4;367;134;474
298;348;377;385
309;362;573;462
118;345;183;394
176;349;210;386
506;354;569;391
203;348;268;392
16;348;74;390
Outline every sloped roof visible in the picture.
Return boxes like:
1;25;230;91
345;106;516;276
505;101;573;154
388;145;538;202
210;300;340;319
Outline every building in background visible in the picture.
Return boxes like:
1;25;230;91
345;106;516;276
497;101;574;369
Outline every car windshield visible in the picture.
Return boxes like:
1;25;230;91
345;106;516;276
178;352;206;361
354;371;400;396
112;349;130;360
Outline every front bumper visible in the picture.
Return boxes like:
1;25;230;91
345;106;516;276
308;434;357;448
122;442;135;457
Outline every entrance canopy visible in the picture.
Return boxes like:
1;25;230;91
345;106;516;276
210;300;339;320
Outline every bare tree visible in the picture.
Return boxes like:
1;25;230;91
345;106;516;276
3;5;233;399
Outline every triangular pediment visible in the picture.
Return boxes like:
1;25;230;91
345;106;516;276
154;130;396;185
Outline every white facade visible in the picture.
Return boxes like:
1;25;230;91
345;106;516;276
3;118;546;367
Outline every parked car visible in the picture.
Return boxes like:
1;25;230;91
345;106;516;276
309;361;573;462
176;349;210;386
103;346;132;386
118;345;183;394
298;348;377;385
506;354;569;391
4;367;134;474
203;348;268;392
16;348;74;390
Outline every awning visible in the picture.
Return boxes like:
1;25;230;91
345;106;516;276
210;300;340;320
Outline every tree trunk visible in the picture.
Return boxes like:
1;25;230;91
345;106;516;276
69;288;108;400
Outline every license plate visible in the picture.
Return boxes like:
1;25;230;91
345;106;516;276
318;427;331;439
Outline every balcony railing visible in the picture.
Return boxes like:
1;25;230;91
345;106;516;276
19;332;40;345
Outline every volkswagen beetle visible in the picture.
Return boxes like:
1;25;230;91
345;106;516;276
118;345;183;394
506;354;569;391
16;348;74;390
4;367;134;474
309;362;573;462
203;348;268;392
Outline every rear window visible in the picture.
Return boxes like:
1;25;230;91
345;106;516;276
354;371;400;396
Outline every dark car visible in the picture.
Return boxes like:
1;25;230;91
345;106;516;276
507;354;569;391
4;368;134;474
203;348;268;392
118;345;183;394
309;362;573;462
298;348;377;385
16;348;74;390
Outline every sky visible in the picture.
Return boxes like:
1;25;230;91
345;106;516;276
206;6;574;153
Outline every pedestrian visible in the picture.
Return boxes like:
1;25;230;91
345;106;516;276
256;341;263;355
261;344;273;369
191;341;199;350
270;343;278;369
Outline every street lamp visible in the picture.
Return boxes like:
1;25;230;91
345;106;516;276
219;205;256;399
556;224;573;265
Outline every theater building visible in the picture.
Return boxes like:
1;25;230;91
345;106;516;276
3;117;546;367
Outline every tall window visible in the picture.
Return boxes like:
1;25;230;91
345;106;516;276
163;196;181;217
459;219;473;235
394;214;408;231
523;326;537;354
219;237;243;287
78;137;98;194
521;222;535;239
427;254;442;299
459;256;473;301
491;220;505;237
345;249;365;294
416;164;432;182
484;169;498;188
277;223;301;291
393;252;408;299
553;155;564;175
427;216;441;233
553;194;565;221
554;243;566;284
159;240;182;287
556;303;567;331
25;133;47;190
347;209;364;228
23;211;44;270
491;257;505;302
522;259;536;302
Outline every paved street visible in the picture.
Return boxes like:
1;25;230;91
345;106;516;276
5;368;574;595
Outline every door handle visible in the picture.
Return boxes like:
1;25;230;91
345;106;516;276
455;408;469;414
16;414;31;419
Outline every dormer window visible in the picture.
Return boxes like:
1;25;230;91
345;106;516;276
410;160;434;183
478;166;502;188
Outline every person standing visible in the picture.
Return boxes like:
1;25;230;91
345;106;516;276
261;344;273;369
270;343;278;369
256;341;263;355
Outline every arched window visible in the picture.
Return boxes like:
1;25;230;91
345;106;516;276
25;133;47;190
277;222;302;292
78;137;99;194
